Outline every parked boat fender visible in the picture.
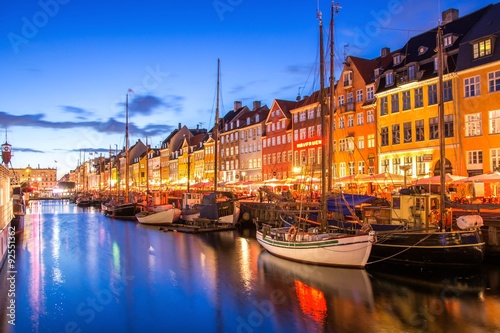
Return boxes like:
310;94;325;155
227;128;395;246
457;215;484;230
288;226;298;242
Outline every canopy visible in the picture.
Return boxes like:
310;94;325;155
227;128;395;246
327;194;377;215
455;171;500;183
358;172;405;184
413;173;466;185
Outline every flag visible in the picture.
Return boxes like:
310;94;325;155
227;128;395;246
128;89;134;94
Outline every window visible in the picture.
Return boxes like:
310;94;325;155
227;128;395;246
429;117;439;140
465;76;481;97
428;84;437;105
347;115;354;127
339;117;345;129
299;111;307;121
367;110;374;123
386;72;394;86
414;87;423;108
276;122;280;130
308;109;315;119
416;119;424;141
467;150;483;168
380;96;388;115
357;112;364;126
444;35;453;47
443;80;453;102
348;161;355;175
367;86;374;101
358;161;366;174
356;89;363;103
381;159;389;173
416;155;426;176
339;163;346;178
367;134;375;148
465;113;482;137
488;71;500;93
402;91;411;110
408;65;416;81
392;124;400;144
308;126;315;138
344;71;353;86
393;157;401;174
490;110;500;134
339;139;346;152
308;148;315;165
358;136;365;149
403;122;412;143
473;39;492;59
393;54;401;65
338;95;345;107
294;114;298;123
391;94;399;113
299;128;306;140
294;130;298;141
347;92;354;105
444;114;454;138
491;148;500;172
277;136;281;145
381;127;389;146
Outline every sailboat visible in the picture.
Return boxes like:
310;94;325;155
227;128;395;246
136;138;182;225
254;5;375;268
104;90;145;220
362;25;485;267
180;59;241;225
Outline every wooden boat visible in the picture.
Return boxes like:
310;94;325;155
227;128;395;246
255;5;374;268
136;204;181;225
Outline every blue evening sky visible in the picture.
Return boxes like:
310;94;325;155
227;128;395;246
0;0;493;178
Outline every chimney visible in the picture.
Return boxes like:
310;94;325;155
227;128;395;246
381;47;390;58
252;101;261;111
178;122;181;130
234;101;242;110
442;8;459;24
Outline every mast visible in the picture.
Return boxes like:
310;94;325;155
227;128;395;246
146;137;149;195
214;59;220;193
437;24;446;231
125;92;130;203
327;3;338;193
318;9;328;228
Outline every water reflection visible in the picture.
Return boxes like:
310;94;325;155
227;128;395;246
1;201;500;333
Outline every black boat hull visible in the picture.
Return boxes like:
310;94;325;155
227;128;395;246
369;229;485;267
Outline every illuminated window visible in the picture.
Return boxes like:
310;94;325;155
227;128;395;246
465;113;482;137
473;39;492;59
490;110;500;134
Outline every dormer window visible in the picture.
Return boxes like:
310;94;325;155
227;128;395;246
343;71;353;87
473;38;492;59
386;72;394;86
236;120;239;127
418;46;428;55
255;115;259;122
246;118;250;125
374;68;381;78
443;35;454;47
393;54;402;65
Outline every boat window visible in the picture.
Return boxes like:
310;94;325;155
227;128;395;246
393;197;401;209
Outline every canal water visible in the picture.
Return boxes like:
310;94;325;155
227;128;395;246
1;200;500;333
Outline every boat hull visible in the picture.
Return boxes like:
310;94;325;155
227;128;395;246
108;203;144;220
256;230;374;268
369;229;485;267
136;208;181;225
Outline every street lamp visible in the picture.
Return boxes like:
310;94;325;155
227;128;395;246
400;165;411;188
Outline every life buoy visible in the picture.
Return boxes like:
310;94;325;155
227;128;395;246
288;226;298;241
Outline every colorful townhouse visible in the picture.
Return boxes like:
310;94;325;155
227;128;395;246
262;99;297;181
375;7;490;184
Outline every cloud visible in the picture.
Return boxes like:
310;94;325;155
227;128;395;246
0;110;179;142
116;94;185;116
60;106;93;118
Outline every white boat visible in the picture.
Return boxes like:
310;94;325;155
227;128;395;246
255;5;374;268
256;224;375;267
136;205;181;225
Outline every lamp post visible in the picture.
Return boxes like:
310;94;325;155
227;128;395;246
400;165;411;188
